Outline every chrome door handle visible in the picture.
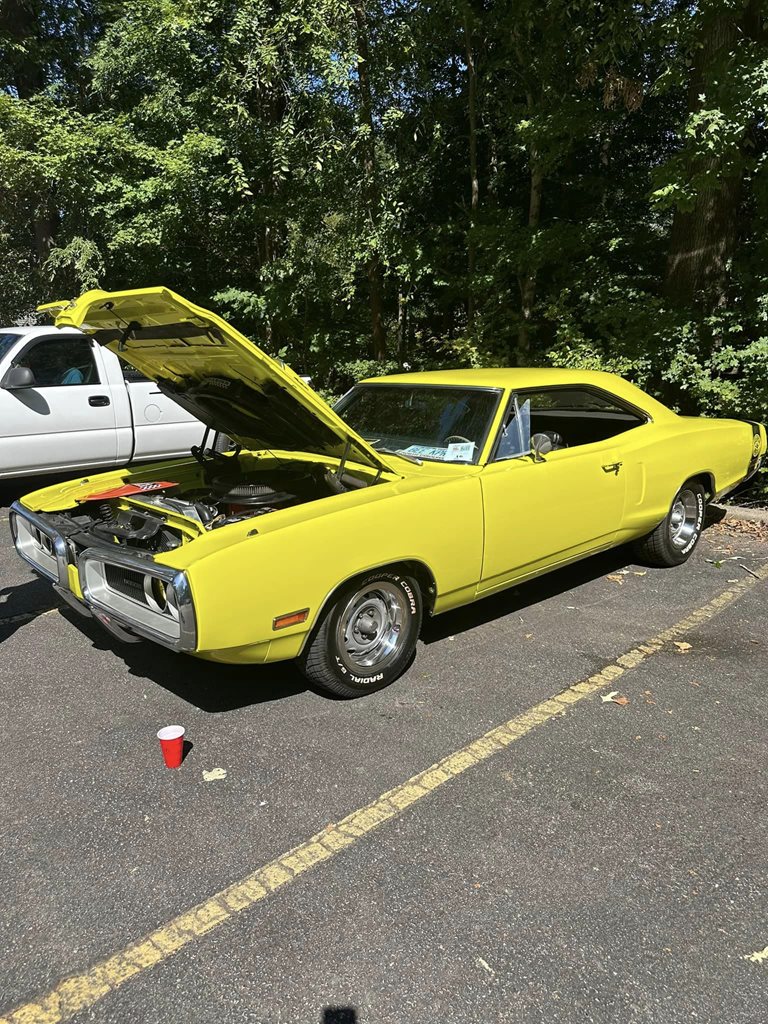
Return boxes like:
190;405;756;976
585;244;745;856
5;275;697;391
602;462;622;475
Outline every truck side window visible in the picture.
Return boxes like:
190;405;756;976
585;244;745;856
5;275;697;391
15;336;99;387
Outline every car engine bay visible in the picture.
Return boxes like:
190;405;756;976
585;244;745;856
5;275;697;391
48;451;372;554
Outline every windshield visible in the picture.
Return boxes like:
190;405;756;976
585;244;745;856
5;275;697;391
334;384;501;464
0;332;22;361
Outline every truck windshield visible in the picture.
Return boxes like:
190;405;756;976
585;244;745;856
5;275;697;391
334;383;501;464
0;332;22;361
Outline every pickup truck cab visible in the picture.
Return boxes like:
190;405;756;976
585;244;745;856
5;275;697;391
0;325;205;479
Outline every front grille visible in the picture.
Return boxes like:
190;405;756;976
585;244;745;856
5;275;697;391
104;563;146;603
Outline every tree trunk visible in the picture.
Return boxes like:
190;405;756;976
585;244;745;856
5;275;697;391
352;1;387;360
663;3;761;313
397;288;408;366
33;212;57;264
463;11;479;331
517;145;543;364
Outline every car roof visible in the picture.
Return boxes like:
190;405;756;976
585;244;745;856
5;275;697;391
358;367;675;420
1;325;83;337
362;367;620;389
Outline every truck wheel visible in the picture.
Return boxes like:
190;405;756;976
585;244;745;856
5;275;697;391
632;480;707;567
299;571;422;698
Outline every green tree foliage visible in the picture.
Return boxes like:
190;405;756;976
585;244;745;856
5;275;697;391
1;1;767;493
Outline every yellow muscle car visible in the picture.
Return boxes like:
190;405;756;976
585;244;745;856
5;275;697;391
10;288;766;697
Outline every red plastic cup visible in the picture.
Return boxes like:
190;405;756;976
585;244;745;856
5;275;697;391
157;725;185;769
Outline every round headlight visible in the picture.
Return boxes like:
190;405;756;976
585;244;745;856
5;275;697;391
144;575;170;613
165;580;180;621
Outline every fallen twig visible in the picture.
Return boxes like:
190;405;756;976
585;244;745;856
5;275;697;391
740;563;760;579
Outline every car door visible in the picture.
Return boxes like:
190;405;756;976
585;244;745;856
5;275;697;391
0;332;119;477
478;388;635;594
121;366;207;460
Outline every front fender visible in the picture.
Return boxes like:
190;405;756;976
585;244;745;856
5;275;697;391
185;475;483;658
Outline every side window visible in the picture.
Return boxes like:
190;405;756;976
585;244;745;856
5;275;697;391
520;387;645;451
15;336;99;387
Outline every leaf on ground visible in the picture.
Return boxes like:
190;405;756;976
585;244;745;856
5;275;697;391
612;695;630;706
674;641;692;653
606;574;624;584
202;767;227;782
601;690;619;702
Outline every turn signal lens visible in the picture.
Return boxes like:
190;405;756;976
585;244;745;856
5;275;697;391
273;608;310;630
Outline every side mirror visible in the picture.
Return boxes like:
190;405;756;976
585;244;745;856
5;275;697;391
1;365;36;390
531;432;552;463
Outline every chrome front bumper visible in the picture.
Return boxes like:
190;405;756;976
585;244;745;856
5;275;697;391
10;501;70;585
9;501;197;652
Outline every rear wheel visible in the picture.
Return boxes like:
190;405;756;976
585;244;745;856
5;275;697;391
632;480;707;567
299;571;422;698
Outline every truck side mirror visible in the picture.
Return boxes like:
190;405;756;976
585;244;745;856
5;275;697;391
1;366;36;390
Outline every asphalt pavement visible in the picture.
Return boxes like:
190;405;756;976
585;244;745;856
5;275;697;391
1;477;767;1024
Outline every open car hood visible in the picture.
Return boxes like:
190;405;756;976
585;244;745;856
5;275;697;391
45;287;394;475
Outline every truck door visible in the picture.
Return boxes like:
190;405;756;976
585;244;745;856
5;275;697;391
0;332;119;478
121;365;207;461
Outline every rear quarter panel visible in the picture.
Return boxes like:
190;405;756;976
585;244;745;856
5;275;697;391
617;416;760;538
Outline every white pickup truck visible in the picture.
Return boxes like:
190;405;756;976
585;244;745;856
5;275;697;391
0;325;206;479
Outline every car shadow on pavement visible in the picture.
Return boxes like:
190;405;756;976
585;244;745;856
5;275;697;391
421;544;647;644
56;546;644;711
58;606;310;712
39;518;720;710
0;578;59;644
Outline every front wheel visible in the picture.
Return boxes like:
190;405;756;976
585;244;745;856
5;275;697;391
632;480;707;567
299;571;422;698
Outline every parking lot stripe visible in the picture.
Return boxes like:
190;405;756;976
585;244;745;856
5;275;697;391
2;565;766;1024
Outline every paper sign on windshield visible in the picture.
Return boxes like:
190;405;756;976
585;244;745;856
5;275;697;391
400;442;476;462
445;442;476;461
402;445;449;459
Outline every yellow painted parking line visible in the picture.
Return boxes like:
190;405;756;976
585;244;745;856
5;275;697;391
1;566;766;1024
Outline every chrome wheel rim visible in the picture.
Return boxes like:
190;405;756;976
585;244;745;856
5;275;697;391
669;489;699;549
336;582;407;672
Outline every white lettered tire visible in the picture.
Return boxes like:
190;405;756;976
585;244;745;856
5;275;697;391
632;480;707;567
299;571;422;698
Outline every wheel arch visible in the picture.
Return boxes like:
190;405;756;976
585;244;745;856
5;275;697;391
685;471;716;500
297;557;438;655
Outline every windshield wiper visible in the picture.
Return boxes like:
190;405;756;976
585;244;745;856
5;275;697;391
376;447;423;466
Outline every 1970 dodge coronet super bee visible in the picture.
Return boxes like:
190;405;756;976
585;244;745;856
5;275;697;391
11;288;766;697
